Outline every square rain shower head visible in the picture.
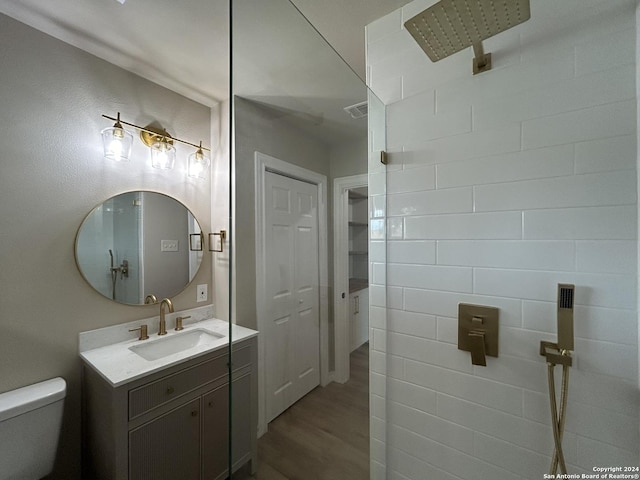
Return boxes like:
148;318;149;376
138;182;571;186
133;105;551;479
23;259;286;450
405;0;531;63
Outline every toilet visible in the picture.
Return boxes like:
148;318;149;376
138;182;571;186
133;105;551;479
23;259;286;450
0;377;66;480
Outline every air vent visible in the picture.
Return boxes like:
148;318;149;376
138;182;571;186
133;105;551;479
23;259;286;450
343;101;368;119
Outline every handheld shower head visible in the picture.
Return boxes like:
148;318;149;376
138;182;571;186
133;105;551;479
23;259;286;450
557;284;575;352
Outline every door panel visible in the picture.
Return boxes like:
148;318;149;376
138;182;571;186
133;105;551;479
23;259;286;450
264;171;320;423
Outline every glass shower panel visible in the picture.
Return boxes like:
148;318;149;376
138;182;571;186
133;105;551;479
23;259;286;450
112;191;141;304
367;91;388;479
229;0;383;477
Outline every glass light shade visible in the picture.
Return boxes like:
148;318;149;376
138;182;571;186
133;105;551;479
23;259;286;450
188;149;210;179
101;126;133;162
150;140;176;170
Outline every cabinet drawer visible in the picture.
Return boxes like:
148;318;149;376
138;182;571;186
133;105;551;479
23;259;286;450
129;355;227;420
230;344;251;371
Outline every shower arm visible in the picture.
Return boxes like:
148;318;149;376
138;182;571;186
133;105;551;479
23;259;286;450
472;41;492;75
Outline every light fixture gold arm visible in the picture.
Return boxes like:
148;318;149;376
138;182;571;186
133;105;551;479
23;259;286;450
101;114;210;152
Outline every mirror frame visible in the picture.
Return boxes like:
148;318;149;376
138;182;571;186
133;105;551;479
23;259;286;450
74;190;205;306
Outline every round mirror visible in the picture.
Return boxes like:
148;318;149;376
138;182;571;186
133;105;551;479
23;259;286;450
75;191;204;305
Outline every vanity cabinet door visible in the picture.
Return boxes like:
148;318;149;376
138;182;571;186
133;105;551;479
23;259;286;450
202;373;253;479
230;373;252;469
129;398;201;480
202;384;228;480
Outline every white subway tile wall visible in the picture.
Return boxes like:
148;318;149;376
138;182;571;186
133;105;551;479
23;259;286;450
366;0;639;478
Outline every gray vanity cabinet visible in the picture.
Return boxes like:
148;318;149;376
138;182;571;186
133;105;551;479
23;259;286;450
202;372;252;478
82;337;257;480
129;398;201;480
202;384;228;478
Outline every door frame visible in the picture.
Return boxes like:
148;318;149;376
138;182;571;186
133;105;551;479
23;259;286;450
254;151;329;436
333;174;368;384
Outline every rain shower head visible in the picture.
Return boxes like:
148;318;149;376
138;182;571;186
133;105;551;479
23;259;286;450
404;0;531;74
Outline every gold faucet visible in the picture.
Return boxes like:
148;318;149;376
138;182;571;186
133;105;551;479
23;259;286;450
144;294;158;304
158;298;174;336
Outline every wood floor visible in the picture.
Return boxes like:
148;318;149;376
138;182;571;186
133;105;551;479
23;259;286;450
245;343;369;480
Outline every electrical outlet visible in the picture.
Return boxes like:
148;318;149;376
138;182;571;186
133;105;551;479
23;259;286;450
197;284;208;302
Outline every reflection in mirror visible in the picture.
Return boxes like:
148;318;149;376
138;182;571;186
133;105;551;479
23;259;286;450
75;191;203;305
231;0;377;477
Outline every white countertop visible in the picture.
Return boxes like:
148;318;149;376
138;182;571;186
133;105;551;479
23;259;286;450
80;317;257;387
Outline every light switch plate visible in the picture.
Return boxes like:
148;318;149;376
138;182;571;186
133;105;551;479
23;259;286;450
161;240;179;252
458;303;499;358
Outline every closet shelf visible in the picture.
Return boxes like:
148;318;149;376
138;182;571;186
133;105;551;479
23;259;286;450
349;278;369;293
348;191;367;200
349;251;368;256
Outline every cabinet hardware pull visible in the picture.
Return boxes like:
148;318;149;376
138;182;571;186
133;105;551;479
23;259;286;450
166;387;175;394
208;401;213;407
191;410;198;417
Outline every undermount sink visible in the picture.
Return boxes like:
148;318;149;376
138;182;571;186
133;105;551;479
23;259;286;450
129;329;226;361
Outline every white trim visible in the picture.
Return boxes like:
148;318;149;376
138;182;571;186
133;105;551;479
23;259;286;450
333;174;368;384
254;152;329;437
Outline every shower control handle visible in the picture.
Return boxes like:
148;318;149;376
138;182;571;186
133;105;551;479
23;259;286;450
458;304;499;367
468;331;487;366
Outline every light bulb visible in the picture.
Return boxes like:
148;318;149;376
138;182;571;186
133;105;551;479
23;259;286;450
101;125;132;162
188;144;210;179
109;138;123;157
150;139;176;170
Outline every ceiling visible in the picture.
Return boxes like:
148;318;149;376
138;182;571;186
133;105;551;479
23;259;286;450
289;0;413;81
0;0;411;107
0;0;412;144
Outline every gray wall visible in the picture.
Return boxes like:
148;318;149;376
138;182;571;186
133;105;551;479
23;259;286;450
0;14;212;479
142;192;190;299
329;137;368;180
233;97;332;330
233;97;367;376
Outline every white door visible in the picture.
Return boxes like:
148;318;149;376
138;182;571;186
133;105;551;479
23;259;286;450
264;171;320;423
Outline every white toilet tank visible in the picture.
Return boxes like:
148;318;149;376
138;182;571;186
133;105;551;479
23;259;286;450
0;377;66;480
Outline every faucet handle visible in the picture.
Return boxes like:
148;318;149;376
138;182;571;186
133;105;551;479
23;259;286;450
175;316;191;331
129;324;149;341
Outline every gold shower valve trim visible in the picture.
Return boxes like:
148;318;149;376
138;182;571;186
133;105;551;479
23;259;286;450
458;303;499;366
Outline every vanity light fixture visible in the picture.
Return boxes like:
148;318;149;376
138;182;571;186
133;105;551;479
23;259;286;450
101;113;210;176
101;112;133;162
188;141;210;179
